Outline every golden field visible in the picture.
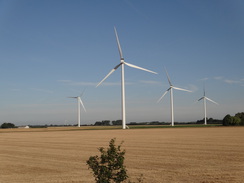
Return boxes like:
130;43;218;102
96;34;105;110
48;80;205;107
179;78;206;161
0;126;243;183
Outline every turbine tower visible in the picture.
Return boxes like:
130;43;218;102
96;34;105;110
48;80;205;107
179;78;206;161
157;68;192;126
68;95;86;127
96;27;157;129
197;86;218;125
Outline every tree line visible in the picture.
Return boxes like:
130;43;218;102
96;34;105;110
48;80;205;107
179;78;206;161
93;113;244;126
223;112;244;126
93;119;222;126
1;112;244;128
94;120;122;126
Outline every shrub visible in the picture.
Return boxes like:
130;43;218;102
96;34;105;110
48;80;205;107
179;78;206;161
1;122;16;129
87;138;128;183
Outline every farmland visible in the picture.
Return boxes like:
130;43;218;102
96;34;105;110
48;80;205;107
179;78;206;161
0;126;243;182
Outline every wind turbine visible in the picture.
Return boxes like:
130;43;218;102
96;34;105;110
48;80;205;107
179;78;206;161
68;94;86;127
96;27;157;129
157;68;192;126
197;86;218;125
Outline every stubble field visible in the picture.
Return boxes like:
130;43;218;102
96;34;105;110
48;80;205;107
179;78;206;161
0;126;243;183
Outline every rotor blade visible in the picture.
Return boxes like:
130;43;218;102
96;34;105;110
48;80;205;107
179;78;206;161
173;86;192;92
96;63;122;87
80;88;86;97
79;98;87;112
114;27;123;59
203;84;206;96
67;97;77;99
193;100;199;104
164;67;172;86
198;97;204;101
124;62;158;74
205;97;218;105
157;89;170;103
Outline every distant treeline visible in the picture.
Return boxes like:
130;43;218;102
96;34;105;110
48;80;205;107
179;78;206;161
1;112;243;129
94;120;122;126
196;118;222;124
28;124;86;128
93;118;223;126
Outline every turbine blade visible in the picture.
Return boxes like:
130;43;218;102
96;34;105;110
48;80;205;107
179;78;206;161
68;97;77;98
157;89;170;103
164;67;172;86
198;97;204;101
173;86;192;92
96;63;122;87
203;84;206;96
80;88;86;97
124;62;158;74
114;27;123;59
205;97;218;105
193;100;199;104
79;98;87;112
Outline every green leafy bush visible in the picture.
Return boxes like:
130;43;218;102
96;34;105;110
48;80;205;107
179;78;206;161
1;122;16;128
87;138;128;183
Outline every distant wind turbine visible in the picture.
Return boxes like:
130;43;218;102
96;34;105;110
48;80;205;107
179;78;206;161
157;68;192;126
68;93;86;127
197;86;218;125
96;27;158;129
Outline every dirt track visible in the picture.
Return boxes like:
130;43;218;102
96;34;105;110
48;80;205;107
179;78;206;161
0;126;243;182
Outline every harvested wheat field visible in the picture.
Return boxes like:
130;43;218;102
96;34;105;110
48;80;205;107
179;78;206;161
0;126;244;183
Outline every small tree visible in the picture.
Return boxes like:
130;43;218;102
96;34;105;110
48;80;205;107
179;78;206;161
1;122;16;129
223;114;232;126
235;112;244;126
87;138;128;183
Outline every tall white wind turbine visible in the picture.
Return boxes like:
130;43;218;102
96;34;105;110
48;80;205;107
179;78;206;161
96;27;158;129
157;68;192;126
197;86;218;125
68;94;86;127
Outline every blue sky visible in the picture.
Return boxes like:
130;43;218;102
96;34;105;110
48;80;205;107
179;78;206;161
0;0;243;125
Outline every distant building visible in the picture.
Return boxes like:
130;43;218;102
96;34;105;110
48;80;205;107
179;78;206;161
18;125;30;129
